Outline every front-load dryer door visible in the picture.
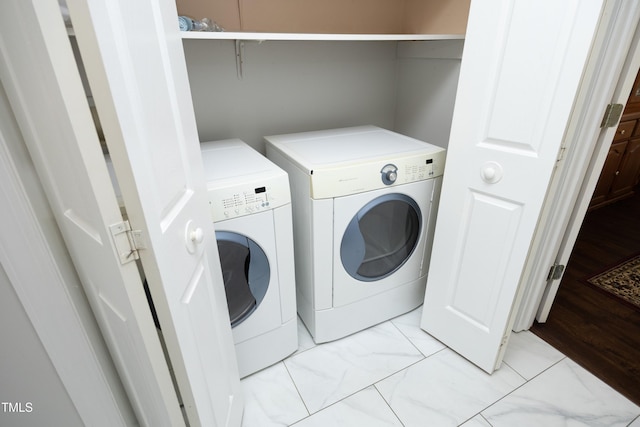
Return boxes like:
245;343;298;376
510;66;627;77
333;179;434;307
215;210;282;343
341;193;420;281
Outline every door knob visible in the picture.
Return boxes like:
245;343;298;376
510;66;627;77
480;161;503;184
185;220;205;254
190;227;204;243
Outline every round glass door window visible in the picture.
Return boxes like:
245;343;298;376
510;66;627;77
340;194;421;281
216;231;270;327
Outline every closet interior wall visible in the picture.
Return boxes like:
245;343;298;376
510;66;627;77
182;39;463;153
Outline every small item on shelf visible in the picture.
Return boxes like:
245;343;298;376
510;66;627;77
178;16;224;32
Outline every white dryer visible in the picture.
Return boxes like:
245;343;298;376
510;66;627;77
201;139;297;378
265;126;445;343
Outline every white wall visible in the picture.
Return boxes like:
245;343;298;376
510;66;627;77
0;265;83;427
394;41;463;148
0;78;82;426
184;39;400;151
183;39;462;152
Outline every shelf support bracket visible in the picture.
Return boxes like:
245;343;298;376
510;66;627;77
235;39;245;80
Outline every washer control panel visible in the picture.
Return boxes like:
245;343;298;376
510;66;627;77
221;186;270;216
207;174;291;222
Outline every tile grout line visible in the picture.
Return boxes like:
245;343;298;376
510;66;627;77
281;359;312;425
473;356;569;423
371;382;407;427
283;316;432;425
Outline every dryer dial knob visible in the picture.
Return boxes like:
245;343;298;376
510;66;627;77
381;164;398;185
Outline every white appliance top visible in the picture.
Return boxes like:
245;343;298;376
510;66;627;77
201;139;290;222
264;126;443;170
265;126;446;199
201;139;285;183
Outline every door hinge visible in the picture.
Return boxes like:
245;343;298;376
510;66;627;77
109;220;146;265
546;263;565;281
600;103;624;128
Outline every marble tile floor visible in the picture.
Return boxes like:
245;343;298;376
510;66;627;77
240;307;640;426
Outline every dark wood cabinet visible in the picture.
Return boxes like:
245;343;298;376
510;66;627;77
590;140;628;207
589;71;640;210
610;138;640;198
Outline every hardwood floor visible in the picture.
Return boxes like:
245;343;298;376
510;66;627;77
530;189;640;406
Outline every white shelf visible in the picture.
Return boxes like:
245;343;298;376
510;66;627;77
180;31;464;42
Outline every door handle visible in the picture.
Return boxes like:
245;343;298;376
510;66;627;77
190;227;204;243
480;161;503;184
185;220;205;254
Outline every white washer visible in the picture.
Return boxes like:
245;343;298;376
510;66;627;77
265;126;446;343
201;139;298;378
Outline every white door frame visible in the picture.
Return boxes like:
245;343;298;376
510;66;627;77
534;22;640;323
513;2;640;330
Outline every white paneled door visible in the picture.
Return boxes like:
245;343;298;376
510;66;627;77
0;0;242;425
421;0;605;373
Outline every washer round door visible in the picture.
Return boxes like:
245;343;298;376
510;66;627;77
216;231;270;327
340;193;421;282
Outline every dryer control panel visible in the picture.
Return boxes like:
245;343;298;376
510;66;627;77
309;150;446;199
207;174;291;222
